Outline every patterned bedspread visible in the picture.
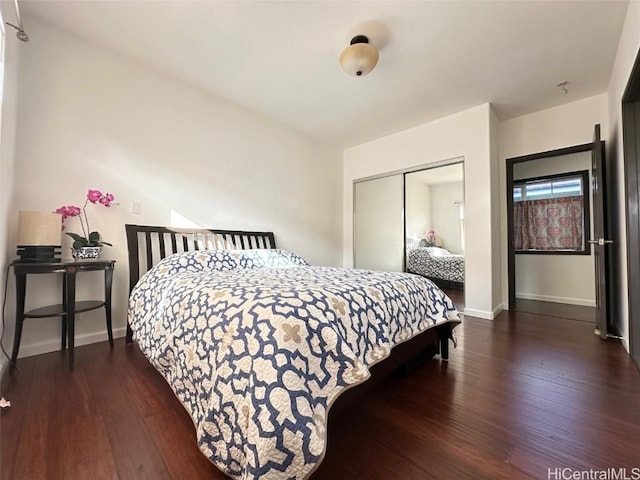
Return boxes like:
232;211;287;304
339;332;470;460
128;249;459;479
407;246;465;283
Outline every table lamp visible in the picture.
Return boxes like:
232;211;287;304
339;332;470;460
16;211;62;262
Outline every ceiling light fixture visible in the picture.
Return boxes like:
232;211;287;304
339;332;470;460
339;35;379;77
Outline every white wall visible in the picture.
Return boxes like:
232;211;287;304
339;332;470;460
499;94;609;310
8;16;343;358
606;0;640;352
0;5;20;373
405;177;431;242
513;151;595;306
344;103;500;319
429;182;464;254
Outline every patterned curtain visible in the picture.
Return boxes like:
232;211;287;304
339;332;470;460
514;197;584;250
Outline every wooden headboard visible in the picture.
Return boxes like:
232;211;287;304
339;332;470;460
124;224;276;343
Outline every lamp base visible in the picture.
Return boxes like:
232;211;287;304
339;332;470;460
16;245;62;263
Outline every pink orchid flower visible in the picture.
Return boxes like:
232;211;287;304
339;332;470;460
53;206;68;219
54;205;82;220
99;193;115;207
69;205;82;216
87;189;103;204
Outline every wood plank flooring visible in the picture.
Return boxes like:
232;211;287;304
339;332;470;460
515;298;596;324
2;297;638;480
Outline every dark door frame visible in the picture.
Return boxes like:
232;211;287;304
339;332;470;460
506;143;594;310
621;48;640;369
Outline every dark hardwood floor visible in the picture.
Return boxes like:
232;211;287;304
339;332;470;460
443;288;464;311
2;299;638;480
515;298;596;324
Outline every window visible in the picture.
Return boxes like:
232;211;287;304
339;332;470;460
514;176;583;202
513;170;590;254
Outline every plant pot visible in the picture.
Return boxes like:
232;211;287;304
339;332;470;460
71;246;103;260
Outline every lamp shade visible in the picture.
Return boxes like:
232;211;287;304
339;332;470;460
17;211;61;246
339;35;379;77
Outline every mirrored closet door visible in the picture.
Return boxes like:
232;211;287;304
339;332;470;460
354;174;404;272
353;161;465;292
404;163;465;291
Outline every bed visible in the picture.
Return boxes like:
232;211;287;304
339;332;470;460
407;245;465;290
125;224;460;480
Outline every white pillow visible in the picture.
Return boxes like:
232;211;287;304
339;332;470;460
426;246;448;256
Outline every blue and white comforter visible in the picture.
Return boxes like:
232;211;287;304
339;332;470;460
128;249;459;479
407;246;465;283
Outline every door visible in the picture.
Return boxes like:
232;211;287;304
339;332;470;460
591;123;612;339
404;164;465;285
622;60;640;367
354;174;404;272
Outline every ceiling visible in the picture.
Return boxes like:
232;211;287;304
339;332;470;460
19;1;629;148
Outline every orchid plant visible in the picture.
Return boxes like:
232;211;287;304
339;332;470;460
55;189;116;249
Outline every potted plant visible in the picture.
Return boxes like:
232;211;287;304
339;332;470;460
55;189;116;259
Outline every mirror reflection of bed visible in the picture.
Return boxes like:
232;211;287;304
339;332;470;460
404;163;465;300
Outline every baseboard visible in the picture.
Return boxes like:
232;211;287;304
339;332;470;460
515;292;596;307
17;327;126;359
622;337;630;354
493;304;504;318
462;307;495;320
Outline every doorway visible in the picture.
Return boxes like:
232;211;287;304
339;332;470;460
506;144;596;324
